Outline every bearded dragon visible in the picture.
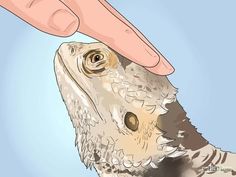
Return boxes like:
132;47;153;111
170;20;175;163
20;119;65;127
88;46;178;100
54;42;236;177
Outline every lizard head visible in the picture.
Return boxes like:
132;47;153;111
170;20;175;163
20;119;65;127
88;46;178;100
54;42;183;173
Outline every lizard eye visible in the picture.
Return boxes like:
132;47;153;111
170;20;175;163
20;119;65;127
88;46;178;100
124;112;139;132
82;50;108;73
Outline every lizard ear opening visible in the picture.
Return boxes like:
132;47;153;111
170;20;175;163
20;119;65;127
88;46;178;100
124;112;139;132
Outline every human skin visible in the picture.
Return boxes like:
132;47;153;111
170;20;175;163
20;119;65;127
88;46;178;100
0;0;174;75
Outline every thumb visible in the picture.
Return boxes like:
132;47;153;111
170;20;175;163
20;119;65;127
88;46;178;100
0;0;79;37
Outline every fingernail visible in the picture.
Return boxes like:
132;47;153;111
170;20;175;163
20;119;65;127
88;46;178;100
146;58;175;75
49;9;79;34
144;47;160;67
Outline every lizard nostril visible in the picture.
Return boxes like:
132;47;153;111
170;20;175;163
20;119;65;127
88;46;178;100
69;45;76;56
124;112;139;131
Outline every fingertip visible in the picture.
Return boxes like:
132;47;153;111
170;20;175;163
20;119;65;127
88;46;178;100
146;58;175;75
58;18;79;37
48;9;79;37
143;47;161;67
60;16;79;37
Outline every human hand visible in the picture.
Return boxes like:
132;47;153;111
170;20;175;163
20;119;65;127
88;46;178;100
0;0;174;75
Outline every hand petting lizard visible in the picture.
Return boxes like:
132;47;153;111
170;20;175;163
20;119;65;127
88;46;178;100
0;0;174;75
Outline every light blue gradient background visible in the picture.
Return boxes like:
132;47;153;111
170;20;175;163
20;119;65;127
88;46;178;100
0;1;235;177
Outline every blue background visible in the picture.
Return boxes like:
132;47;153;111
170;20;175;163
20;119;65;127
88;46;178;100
0;1;235;177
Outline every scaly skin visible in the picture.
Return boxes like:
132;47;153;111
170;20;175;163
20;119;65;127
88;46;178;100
54;42;236;177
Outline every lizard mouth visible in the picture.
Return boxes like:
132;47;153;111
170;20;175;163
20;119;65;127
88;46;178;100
54;51;104;121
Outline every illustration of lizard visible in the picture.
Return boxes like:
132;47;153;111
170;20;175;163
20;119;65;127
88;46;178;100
54;42;236;177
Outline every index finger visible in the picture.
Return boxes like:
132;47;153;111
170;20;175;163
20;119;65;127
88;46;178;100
98;0;175;75
61;0;174;75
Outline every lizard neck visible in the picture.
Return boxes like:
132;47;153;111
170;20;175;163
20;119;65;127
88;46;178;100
158;101;236;176
157;101;208;151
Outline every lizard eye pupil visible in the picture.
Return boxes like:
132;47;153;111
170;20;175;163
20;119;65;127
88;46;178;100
91;54;104;63
95;55;101;61
124;112;139;131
